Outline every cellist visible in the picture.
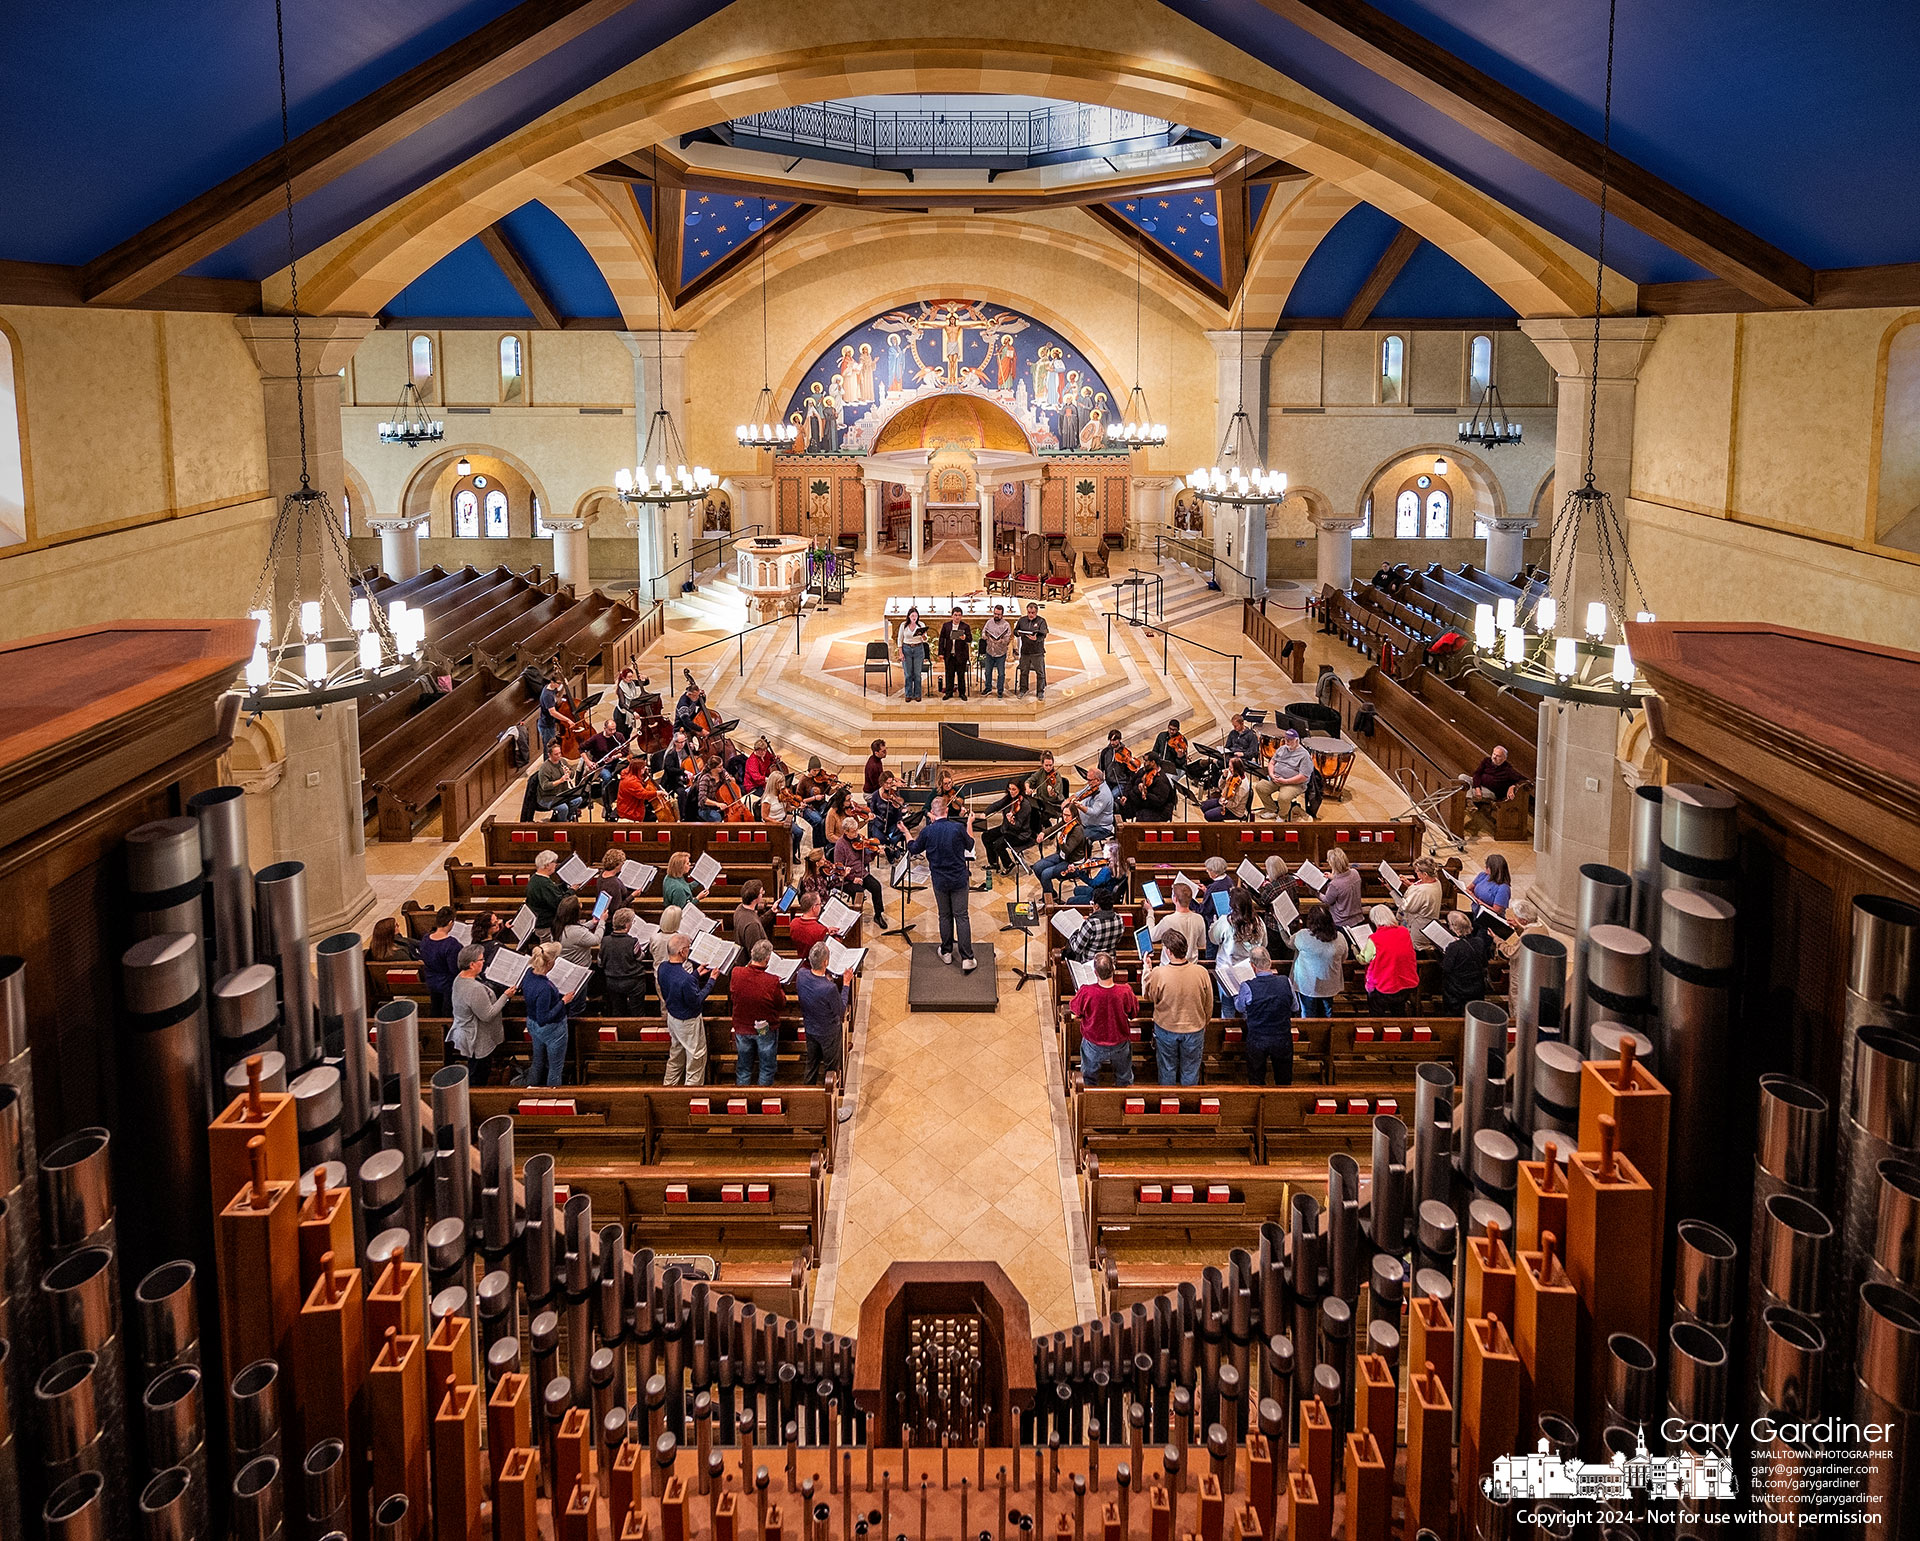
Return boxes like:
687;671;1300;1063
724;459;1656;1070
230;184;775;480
537;668;581;757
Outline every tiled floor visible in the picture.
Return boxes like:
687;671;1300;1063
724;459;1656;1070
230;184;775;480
372;547;1540;1337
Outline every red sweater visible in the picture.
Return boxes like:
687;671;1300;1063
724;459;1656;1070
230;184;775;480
1070;981;1138;1047
730;963;788;1037
788;915;830;957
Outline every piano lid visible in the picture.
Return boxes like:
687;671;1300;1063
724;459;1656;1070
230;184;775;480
939;721;1049;766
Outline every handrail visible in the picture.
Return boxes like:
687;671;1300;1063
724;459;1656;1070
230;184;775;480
648;523;767;601
1156;529;1262;591
1101;607;1242;696
665;598;810;686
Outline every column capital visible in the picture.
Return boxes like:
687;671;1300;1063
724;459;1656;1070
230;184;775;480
366;514;430;534
1519;316;1664;380
1204;329;1279;363
235;314;377;378
540;518;590;533
724;474;772;493
1308;508;1368;535
617;329;700;360
1486;515;1539;534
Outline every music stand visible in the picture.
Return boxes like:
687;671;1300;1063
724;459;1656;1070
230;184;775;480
1002;844;1037;927
1003;901;1049;991
886;853;919;941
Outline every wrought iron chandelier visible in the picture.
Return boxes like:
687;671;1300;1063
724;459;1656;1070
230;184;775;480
1180;297;1286;507
1108;241;1167;447
619;147;717;504
1458;383;1523;448
1472;0;1649;707
737;196;797;451
377;380;444;447
243;0;421;711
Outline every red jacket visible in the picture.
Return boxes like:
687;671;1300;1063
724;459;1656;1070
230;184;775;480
730;963;788;1038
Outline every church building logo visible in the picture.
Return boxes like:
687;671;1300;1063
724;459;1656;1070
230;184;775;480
1483;1430;1736;1503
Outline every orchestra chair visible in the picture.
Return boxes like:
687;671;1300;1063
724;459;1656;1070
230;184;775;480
862;641;893;696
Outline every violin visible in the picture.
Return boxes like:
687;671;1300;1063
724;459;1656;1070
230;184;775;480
1112;745;1140;778
1167;731;1188;760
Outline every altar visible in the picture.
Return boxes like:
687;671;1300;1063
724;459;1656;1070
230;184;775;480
880;594;1044;648
734;535;812;622
925;503;980;542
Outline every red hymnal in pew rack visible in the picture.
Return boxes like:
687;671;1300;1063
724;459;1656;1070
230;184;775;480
1138;1184;1163;1204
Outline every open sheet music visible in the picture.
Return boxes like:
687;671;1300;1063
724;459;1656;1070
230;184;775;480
628;915;660;944
762;954;803;984
509;904;537;943
1294;860;1327;892
1271;891;1300;928
557;853;594;888
1236;859;1265;890
688;931;740;974
1068;960;1099;990
689;853;724;892
1424;921;1456;950
819;896;860;935
619;860;657;894
450;921;472;946
546;956;591;998
1051;909;1087;943
1379;861;1403;893
825;938;867;976
1346;921;1374;948
1217;957;1257;991
679;904;718;937
483;949;530;989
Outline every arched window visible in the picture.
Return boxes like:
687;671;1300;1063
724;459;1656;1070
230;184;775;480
1425;488;1451;538
410;334;434;383
454;489;479;538
533;494;550;539
1394;489;1420;537
341;489;352;537
1380;335;1405;406
1469;334;1493;395
1354;495;1370;539
500;335;523;402
484;489;509;538
0;326;23;548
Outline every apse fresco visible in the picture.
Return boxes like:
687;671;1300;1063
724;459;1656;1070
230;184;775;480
777;298;1120;456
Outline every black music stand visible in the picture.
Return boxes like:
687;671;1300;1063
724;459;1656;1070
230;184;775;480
886;853;919;941
1003;901;1049;991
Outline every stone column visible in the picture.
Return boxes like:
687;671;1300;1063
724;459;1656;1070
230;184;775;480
1216;504;1269;600
1483;516;1535;582
234;314;380;938
863;479;882;554
619;329;699;593
1205;329;1271;460
548;515;593;594
1518;316;1665;927
978;491;993;561
1309;510;1366;592
1022;478;1040;535
727;473;773;536
908;488;926;568
367;515;427;580
1129;476;1173;550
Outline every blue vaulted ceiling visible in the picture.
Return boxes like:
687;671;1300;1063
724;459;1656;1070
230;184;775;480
1246;182;1275;238
1282;202;1514;321
1;0;1915;297
383;199;621;320
1107;191;1225;290
680;194;794;288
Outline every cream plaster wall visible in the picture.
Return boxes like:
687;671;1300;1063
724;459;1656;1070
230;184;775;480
682;206;1217;484
1627;308;1920;647
1262;327;1557;540
0;305;274;642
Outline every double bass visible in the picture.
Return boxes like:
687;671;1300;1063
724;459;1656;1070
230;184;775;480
547;681;583;760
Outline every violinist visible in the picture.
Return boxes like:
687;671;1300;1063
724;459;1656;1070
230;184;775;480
1204;755;1254;822
1059;837;1123;907
1072;767;1116;841
1096;729;1129;787
612;667;651;737
830;806;889;926
823;784;858;847
1119;754;1176;823
797;756;837;848
1025;751;1066;826
869;771;909;855
862;739;888;797
1150;718;1191;778
1033;801;1092;900
978;779;1040;876
655;728;691;793
761;771;810;853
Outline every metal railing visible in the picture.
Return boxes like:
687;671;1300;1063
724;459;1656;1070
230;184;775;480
1155;530;1264;595
1102;608;1243;697
1112;568;1164;625
664;599;810;686
723;102;1180;167
648;523;765;602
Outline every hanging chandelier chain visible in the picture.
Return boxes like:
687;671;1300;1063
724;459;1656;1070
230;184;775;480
1582;0;1618;488
1134;240;1143;384
760;195;771;389
274;0;311;493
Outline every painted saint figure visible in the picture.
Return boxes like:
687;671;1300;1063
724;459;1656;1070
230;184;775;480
996;333;1017;393
886;333;905;394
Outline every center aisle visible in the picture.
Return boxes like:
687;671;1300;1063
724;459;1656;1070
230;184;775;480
817;866;1084;1336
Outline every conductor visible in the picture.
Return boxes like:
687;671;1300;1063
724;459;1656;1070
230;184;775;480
908;797;980;972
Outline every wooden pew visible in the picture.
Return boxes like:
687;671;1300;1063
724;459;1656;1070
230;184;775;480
569;1157;826;1259
1118;820;1423;879
360;671;500;802
370;676;541;842
1074;1084;1414;1172
441;858;789;919
1408;668;1535;781
1455;668;1541;741
467;590;573;663
1082;1157;1295;1254
1329;670;1469;835
430;583;555;665
466;1084;837;1171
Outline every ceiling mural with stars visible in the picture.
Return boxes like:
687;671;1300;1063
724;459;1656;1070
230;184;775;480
680;192;793;286
1105;190;1224;289
779;298;1118;457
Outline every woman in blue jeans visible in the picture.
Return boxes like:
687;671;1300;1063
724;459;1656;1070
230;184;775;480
519;943;579;1086
899;608;930;701
1288;907;1349;1018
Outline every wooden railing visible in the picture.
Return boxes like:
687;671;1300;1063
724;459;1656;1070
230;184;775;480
1242;598;1306;682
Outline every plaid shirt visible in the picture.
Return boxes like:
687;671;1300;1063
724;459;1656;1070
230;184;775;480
1064;907;1129;962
